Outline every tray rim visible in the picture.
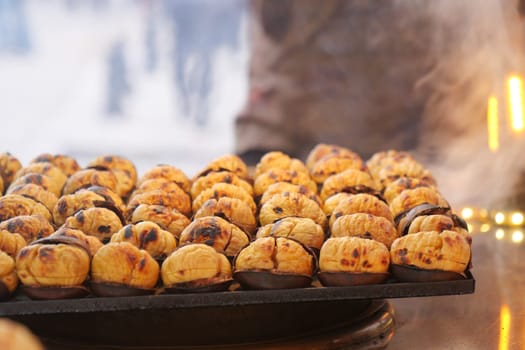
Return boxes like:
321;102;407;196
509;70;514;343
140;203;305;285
0;271;475;316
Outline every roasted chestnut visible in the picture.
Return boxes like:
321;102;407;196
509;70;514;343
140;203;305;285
191;171;253;199
0;194;52;222
128;204;190;240
31;153;80;177
138;164;191;194
7;183;58;213
331;213;398;248
91;242;159;297
318;237;389;286
62;168;118;195
259;191;327;229
319;168;378;201
0;152;23;187
179;216;250;259
329;193;393;229
192;183;256;214
63;207;124;242
259;182;321;207
305;144;360;170
161;243;232;293
390;187;450;224
256;217;325;252
194;197;257;236
87;155;137;198
16;242;90;300
127;188;192;218
7;173;61;198
390;230;471;282
0;251;18;301
52;189;113;226
110;222;177;261
310;154;365;185
0;215;54;243
194;154;249;180
253;169;317;198
233;236;316;290
0;230;26;258
254;151;309;179
14;162;67;194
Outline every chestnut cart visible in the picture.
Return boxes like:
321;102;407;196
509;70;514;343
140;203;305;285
0;274;474;349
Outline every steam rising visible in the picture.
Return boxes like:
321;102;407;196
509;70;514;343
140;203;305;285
402;0;525;209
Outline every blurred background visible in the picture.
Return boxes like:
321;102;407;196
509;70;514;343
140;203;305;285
0;0;248;175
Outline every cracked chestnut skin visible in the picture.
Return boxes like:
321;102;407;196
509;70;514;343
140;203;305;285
389;187;449;220
191;171;253;199
259;182;322;207
127;188;192;218
390;230;471;273
192;183;256;215
16;243;90;287
0;152;23;187
7;183;58;213
7;173;62;198
194;154;249;181
62;169;119;195
320;168;378;201
254;151;309;179
52;190;108;226
329;193;393;229
161;243;232;286
194;197;257;236
91;242;159;289
129;204;190;240
87;155;137;198
259;191;327;229
179;216;250;258
320;236;390;274
138;165;191;194
0;250;19;296
305;144;361;170
0;215;54;243
14;163;67;194
234;236;314;277
256;217;325;250
253;169;317;198
111;222;177;260
331;213;399;248
310;154;366;185
31;153;81;177
63;207;124;242
0;230;26;258
0;194;52;222
48;227;103;256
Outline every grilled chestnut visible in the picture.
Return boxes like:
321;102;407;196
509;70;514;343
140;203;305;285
192;183;256;214
138;164;191;194
256;217;325;252
62;168;119;195
14;162;67;194
194;197;257;236
0;194;52;222
87;155;137;198
179;216;250;258
319;168;378;201
253;169;317;198
63;207;124;242
91;242;159;296
0;215;54;243
390;230;471;281
128;204;190;240
254;151;309;179
329;193;393;229
31;153;80;177
305;144;360;170
383;176;437;204
390;187;450;225
233;236;316;290
52;189;113;226
110;222;177;261
0;251;18;301
318;237;389;286
191;171;253;199
7;183;58;213
331;213;398;248
0;152;22;188
322;192;352;217
16;242;90;299
7;173;61;198
127;188;192;218
310;154;365;185
259;182;322;207
46;227;103;256
259;191;327;229
194;154;249;180
161;243;232;292
0;230;26;258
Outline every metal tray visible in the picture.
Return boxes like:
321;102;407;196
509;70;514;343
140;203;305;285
0;272;475;348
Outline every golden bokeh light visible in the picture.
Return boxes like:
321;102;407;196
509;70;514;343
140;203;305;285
496;229;505;240
495;212;506;225
498;304;510;350
487;96;499;151
510;212;524;226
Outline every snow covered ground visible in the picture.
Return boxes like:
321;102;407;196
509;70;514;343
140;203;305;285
0;0;249;177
